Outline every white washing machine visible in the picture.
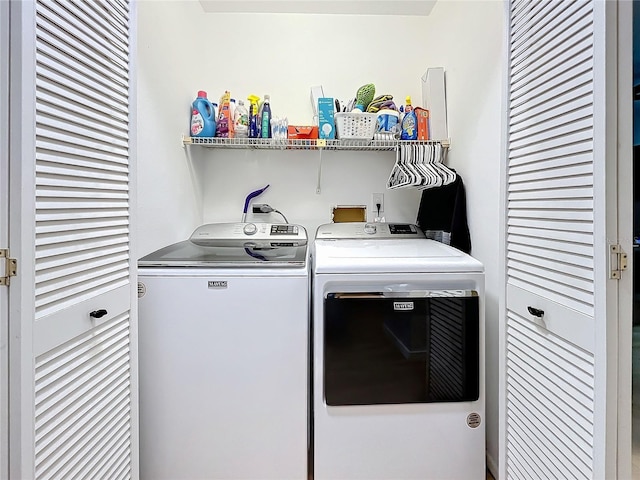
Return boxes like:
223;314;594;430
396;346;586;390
138;223;309;480
311;222;485;480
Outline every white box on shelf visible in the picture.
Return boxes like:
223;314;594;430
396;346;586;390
310;85;325;118
421;67;448;141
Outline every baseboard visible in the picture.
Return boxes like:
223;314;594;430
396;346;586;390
486;453;498;480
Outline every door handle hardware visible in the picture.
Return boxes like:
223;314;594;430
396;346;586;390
527;306;544;318
89;309;108;319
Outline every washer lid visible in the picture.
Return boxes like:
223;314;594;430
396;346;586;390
312;238;483;274
139;222;309;267
139;241;307;268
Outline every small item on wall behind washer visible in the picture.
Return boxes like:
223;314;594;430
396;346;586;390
252;203;289;223
332;205;366;223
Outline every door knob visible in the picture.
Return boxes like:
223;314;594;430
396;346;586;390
89;309;108;319
527;306;544;318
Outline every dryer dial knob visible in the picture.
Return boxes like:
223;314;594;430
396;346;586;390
364;223;377;235
243;223;258;235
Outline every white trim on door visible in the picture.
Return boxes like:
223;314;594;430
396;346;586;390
615;0;634;477
0;0;10;478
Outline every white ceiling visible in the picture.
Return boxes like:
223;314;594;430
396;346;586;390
198;0;438;16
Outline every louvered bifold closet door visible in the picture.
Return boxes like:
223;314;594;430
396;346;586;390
505;1;598;479
31;1;134;479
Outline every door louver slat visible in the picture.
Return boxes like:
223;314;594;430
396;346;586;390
508;138;592;168
509;172;593;193
36;162;129;183
508;241;592;266
509;160;592;182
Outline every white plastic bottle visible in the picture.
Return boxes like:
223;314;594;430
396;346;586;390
234;99;249;138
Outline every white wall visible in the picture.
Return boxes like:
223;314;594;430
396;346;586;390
137;0;503;474
137;0;207;256
425;1;504;474
137;1;438;252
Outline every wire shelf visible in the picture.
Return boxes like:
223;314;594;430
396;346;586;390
182;135;450;151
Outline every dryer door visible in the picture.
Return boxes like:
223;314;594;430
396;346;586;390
324;291;479;406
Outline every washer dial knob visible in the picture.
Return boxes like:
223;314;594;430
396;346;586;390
243;223;258;235
364;223;377;235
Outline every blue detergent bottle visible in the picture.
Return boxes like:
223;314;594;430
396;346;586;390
400;96;417;140
190;90;216;137
260;94;272;138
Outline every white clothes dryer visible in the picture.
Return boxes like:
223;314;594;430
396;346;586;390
311;222;485;480
138;223;309;480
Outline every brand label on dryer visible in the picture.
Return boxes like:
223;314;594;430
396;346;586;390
393;302;414;311
208;280;227;289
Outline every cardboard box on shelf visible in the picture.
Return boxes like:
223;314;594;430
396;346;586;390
287;125;319;140
310;85;325;118
414;107;430;141
318;98;336;139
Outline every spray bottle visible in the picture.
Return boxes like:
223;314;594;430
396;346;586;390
247;94;260;138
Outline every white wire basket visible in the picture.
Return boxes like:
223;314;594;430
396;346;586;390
335;112;378;140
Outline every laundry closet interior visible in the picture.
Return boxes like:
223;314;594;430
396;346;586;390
140;0;506;477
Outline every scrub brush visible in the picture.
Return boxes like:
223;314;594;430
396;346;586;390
354;83;376;111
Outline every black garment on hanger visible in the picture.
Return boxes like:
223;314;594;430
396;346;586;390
415;173;471;254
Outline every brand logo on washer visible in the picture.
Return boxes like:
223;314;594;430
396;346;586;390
208;281;227;289
394;302;414;311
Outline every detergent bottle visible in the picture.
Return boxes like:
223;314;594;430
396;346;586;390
234;99;249;138
260;94;272;139
247;94;260;138
216;91;235;138
190;91;216;137
400;96;417;140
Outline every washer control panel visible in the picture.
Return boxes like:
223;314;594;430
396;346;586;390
190;222;307;246
316;222;425;240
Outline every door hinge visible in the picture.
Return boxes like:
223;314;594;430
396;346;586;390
610;244;628;280
0;249;17;286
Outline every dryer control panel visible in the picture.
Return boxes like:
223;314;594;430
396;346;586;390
316;222;426;240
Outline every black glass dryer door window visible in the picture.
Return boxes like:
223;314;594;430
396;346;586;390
323;292;479;406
